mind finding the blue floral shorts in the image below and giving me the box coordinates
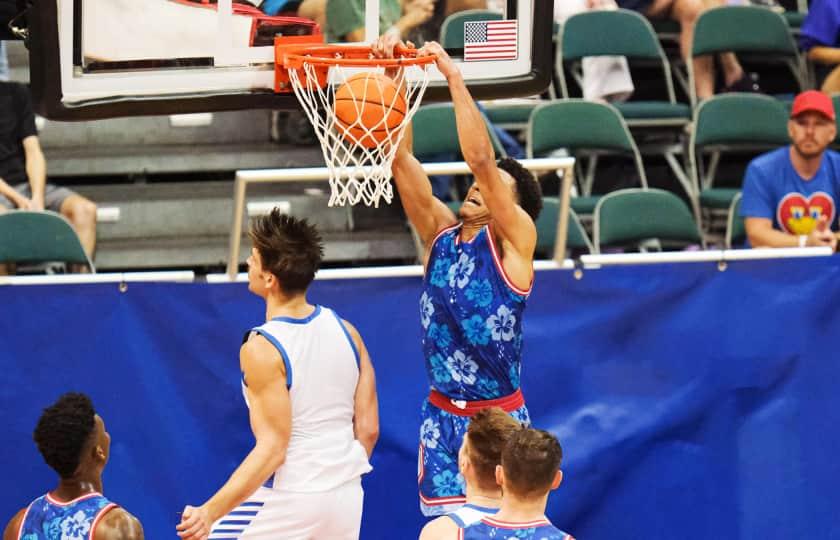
[417,397,531,516]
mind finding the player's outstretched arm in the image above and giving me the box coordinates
[2,508,25,540]
[95,508,144,540]
[177,336,291,540]
[418,41,536,260]
[343,319,380,457]
[372,33,458,252]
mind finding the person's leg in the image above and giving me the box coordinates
[313,477,364,539]
[57,193,97,258]
[700,0,745,89]
[820,65,840,93]
[647,0,713,100]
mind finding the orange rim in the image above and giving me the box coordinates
[282,44,435,69]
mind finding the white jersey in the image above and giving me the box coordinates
[447,504,499,528]
[244,305,372,493]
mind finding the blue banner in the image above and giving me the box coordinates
[2,257,840,539]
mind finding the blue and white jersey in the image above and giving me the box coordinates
[18,492,116,540]
[244,305,372,493]
[421,223,531,401]
[460,516,574,540]
[447,503,498,528]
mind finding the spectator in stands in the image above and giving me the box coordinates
[2,392,144,540]
[741,90,840,250]
[616,0,757,100]
[800,0,840,93]
[325,0,435,43]
[459,428,574,539]
[297,0,326,28]
[413,0,488,45]
[419,407,523,539]
[555,0,635,103]
[0,82,97,263]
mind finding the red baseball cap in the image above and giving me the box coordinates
[790,90,836,121]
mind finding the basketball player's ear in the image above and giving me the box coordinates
[550,470,563,490]
[495,464,504,487]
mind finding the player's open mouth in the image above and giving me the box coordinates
[466,197,480,206]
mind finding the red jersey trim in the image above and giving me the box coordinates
[45,492,102,507]
[486,223,533,297]
[481,515,552,529]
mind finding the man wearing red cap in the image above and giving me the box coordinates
[741,90,840,250]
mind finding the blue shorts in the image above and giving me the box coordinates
[417,397,531,516]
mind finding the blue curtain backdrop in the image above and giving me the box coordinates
[2,257,840,539]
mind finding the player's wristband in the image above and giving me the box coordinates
[799,234,807,248]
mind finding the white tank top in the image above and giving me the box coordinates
[448,503,499,528]
[244,305,372,492]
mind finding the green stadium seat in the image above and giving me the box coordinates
[726,192,747,249]
[0,210,95,272]
[593,188,701,253]
[527,100,648,216]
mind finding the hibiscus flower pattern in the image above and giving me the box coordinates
[428,353,451,384]
[476,377,502,398]
[420,418,441,449]
[420,292,434,329]
[447,350,479,385]
[429,258,450,288]
[486,305,517,342]
[464,278,493,308]
[448,253,475,289]
[461,315,490,346]
[431,470,465,497]
[427,322,452,349]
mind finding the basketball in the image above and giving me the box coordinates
[333,73,407,149]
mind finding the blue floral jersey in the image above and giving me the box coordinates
[461,517,574,540]
[421,224,530,402]
[19,493,115,540]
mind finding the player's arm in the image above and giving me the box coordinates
[94,508,144,540]
[2,508,26,540]
[22,135,46,210]
[419,41,536,258]
[372,33,457,248]
[418,515,458,540]
[343,319,379,457]
[745,216,837,249]
[177,336,291,540]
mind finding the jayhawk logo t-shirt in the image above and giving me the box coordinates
[741,147,840,235]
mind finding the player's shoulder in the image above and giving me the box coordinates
[3,507,27,540]
[419,514,458,540]
[94,506,144,540]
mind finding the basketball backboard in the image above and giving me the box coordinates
[28,0,553,120]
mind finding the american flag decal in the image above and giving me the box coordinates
[463,19,518,62]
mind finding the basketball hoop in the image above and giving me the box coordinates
[275,40,436,207]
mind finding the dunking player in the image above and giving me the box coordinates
[373,37,543,515]
[462,428,574,540]
[177,211,379,540]
[419,407,522,539]
[3,392,144,540]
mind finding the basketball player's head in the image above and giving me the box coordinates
[496,428,563,503]
[33,392,111,480]
[247,209,324,297]
[458,407,523,493]
[461,157,542,222]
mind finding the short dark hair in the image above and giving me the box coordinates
[497,157,542,221]
[249,209,324,293]
[466,407,523,491]
[33,393,96,479]
[501,428,562,499]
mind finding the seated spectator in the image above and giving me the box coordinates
[419,407,522,539]
[2,392,144,540]
[799,0,840,93]
[616,0,756,100]
[555,0,635,103]
[741,90,840,250]
[297,0,326,28]
[0,82,97,267]
[413,0,488,45]
[460,428,574,540]
[325,0,434,43]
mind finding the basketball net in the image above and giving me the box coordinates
[287,60,432,207]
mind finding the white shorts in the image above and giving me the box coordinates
[208,477,364,540]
